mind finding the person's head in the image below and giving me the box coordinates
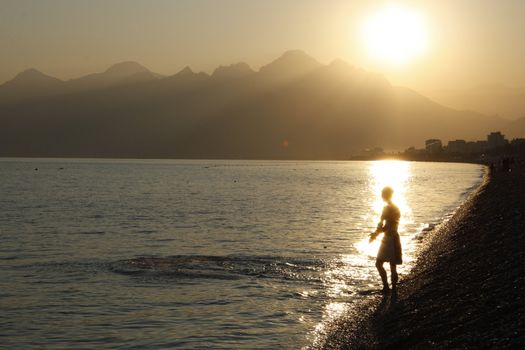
[381,186,394,202]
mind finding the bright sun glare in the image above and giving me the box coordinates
[361,4,428,65]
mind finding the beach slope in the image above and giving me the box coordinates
[320,163,525,349]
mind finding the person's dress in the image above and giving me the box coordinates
[376,204,403,265]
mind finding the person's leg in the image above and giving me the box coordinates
[375,259,389,290]
[390,263,398,289]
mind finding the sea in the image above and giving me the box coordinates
[0,158,484,349]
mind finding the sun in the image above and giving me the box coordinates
[361,4,428,65]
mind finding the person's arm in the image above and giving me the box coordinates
[369,208,386,242]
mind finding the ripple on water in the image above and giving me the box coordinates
[110,255,326,282]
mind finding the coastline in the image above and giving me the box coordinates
[318,162,525,349]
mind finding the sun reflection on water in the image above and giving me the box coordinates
[369,160,411,217]
[309,161,415,348]
[356,160,412,257]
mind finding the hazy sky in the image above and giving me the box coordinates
[2,0,525,90]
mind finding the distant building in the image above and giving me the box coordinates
[404,146,425,155]
[369,147,384,156]
[473,140,489,153]
[511,138,525,152]
[446,140,467,153]
[465,142,476,153]
[487,132,507,149]
[357,147,384,158]
[511,138,525,146]
[425,139,442,153]
[403,132,523,160]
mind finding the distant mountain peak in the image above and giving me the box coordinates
[259,50,321,77]
[212,62,254,80]
[104,61,150,76]
[63,61,157,90]
[161,66,210,83]
[177,66,194,75]
[280,49,315,60]
[7,68,63,86]
[14,68,52,79]
[17,68,44,77]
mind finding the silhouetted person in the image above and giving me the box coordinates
[369,187,402,292]
[502,158,510,172]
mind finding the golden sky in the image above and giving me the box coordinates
[1,0,525,91]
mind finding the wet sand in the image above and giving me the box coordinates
[319,162,525,349]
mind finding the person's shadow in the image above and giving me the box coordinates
[391,287,398,305]
[375,288,399,317]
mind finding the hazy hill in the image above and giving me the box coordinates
[258,49,323,82]
[425,84,525,120]
[66,61,159,93]
[0,51,523,159]
[0,69,65,102]
[211,62,255,81]
[0,61,160,104]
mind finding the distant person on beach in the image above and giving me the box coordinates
[501,157,510,172]
[369,186,403,292]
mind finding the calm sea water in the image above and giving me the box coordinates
[0,159,483,349]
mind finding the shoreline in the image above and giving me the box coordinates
[318,162,525,349]
[0,156,492,167]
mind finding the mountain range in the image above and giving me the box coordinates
[1,50,524,159]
